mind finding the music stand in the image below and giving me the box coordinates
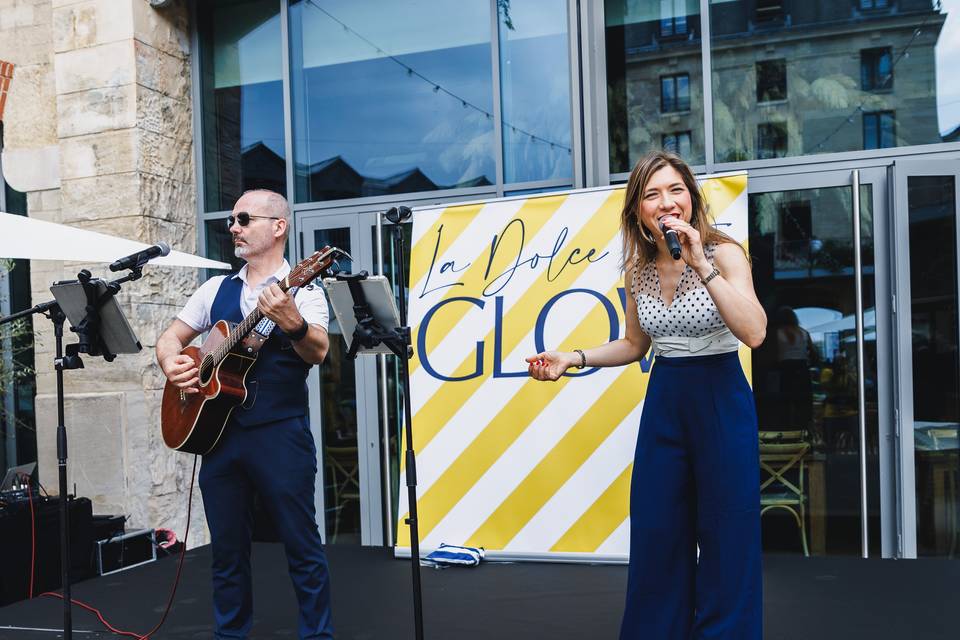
[323,275,401,357]
[322,268,425,640]
[0,267,142,640]
[50,279,141,357]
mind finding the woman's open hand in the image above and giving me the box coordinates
[525,351,578,381]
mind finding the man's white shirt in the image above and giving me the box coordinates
[178,260,329,334]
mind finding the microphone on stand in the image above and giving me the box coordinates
[109,242,171,272]
[659,217,682,261]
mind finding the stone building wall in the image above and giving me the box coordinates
[0,0,208,545]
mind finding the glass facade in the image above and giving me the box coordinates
[498,0,573,183]
[749,184,880,555]
[907,175,959,557]
[193,1,960,558]
[198,0,287,212]
[605,0,706,170]
[196,0,960,191]
[289,0,495,203]
[710,0,957,163]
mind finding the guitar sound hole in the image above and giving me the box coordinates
[199,355,215,386]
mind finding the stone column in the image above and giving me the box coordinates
[1,0,208,545]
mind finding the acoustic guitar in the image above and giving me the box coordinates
[160,246,345,454]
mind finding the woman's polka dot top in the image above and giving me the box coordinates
[631,243,727,339]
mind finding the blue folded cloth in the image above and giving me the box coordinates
[421,543,485,568]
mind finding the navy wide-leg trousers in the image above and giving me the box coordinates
[619,352,762,640]
[198,415,334,639]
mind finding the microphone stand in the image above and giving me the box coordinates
[385,205,425,640]
[0,265,143,640]
[335,205,424,640]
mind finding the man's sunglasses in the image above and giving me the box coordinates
[227,212,280,228]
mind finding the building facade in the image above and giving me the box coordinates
[1,0,958,559]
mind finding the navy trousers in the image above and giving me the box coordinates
[619,352,762,640]
[198,415,334,639]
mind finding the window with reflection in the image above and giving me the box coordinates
[757,59,786,103]
[289,0,495,203]
[660,0,689,37]
[907,175,959,558]
[860,0,889,11]
[709,0,958,162]
[861,47,893,92]
[498,0,573,184]
[661,73,691,113]
[749,184,880,556]
[757,122,788,159]
[1,180,36,469]
[863,111,896,150]
[662,130,692,156]
[198,0,286,212]
[310,226,362,543]
[606,0,705,173]
[755,0,784,23]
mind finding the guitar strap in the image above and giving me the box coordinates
[239,286,301,355]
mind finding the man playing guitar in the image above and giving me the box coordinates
[156,189,334,639]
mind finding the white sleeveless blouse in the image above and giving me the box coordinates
[630,243,740,358]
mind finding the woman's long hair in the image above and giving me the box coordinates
[619,151,742,273]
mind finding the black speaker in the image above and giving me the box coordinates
[0,496,94,606]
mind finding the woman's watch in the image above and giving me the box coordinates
[285,318,310,342]
[701,267,721,284]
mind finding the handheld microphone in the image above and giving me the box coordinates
[109,241,171,272]
[659,218,682,261]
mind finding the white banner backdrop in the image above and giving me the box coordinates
[397,174,749,562]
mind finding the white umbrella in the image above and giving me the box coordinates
[805,308,877,334]
[0,211,231,270]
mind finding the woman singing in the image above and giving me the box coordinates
[526,151,767,639]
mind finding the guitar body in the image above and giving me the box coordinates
[161,320,257,455]
[160,245,345,454]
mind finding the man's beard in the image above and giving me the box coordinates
[234,237,256,258]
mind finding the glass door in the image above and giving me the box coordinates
[747,167,891,557]
[298,212,383,545]
[892,159,960,559]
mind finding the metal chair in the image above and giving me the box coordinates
[759,430,811,556]
[324,445,360,541]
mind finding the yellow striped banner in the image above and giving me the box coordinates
[397,173,749,560]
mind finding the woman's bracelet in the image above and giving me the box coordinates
[573,349,587,369]
[701,267,721,284]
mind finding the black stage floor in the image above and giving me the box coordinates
[0,543,956,639]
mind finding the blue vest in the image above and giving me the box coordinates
[210,275,312,428]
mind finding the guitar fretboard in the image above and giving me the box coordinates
[211,278,289,370]
[198,245,338,378]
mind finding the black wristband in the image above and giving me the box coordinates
[285,318,309,342]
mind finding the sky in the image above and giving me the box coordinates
[936,0,960,135]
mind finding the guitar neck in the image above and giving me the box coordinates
[204,245,342,367]
[212,276,294,365]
